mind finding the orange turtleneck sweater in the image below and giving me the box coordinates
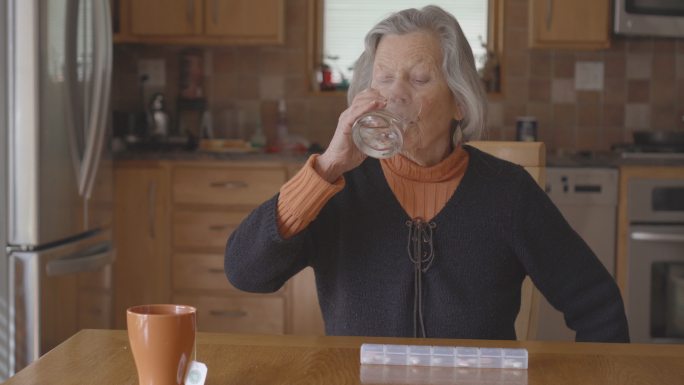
[276,146,470,238]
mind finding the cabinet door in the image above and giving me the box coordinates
[173,166,286,206]
[204,0,284,42]
[174,295,286,334]
[129,0,202,36]
[529,0,609,49]
[113,166,170,328]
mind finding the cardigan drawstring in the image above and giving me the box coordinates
[406,218,436,338]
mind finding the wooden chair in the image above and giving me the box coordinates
[469,141,545,341]
[291,141,546,341]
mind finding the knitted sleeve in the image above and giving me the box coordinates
[510,168,630,343]
[224,155,344,293]
[224,195,313,293]
[277,154,345,238]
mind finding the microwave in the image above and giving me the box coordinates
[614,0,684,38]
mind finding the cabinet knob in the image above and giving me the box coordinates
[210,181,248,189]
[209,224,230,231]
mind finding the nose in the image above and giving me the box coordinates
[383,79,412,105]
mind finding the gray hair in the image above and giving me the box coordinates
[347,5,487,141]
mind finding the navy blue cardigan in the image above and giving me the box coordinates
[225,146,629,342]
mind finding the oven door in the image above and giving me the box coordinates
[628,224,684,343]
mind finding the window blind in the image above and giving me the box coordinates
[323,0,488,83]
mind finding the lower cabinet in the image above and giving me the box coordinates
[113,163,171,329]
[114,159,324,335]
[173,295,286,334]
[77,265,113,330]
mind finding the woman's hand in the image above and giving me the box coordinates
[315,89,387,183]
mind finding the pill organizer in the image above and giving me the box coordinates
[360,344,528,369]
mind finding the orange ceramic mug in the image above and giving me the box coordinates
[127,304,196,385]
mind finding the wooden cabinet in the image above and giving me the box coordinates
[173,166,285,205]
[172,210,251,249]
[169,163,288,333]
[204,0,283,40]
[528,0,610,50]
[175,295,286,334]
[77,267,113,330]
[113,164,171,329]
[114,159,326,335]
[129,0,202,36]
[115,0,284,45]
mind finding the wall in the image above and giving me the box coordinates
[112,0,346,148]
[489,0,684,152]
[112,0,684,152]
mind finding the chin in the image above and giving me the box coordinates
[399,148,428,166]
[399,139,454,167]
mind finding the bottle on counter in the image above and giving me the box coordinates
[200,110,214,139]
[276,98,290,152]
[250,115,267,150]
[147,92,169,141]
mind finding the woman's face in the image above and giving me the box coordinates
[371,31,462,162]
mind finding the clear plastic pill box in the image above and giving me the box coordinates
[360,344,528,369]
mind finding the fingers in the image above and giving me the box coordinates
[324,87,388,172]
[339,89,387,134]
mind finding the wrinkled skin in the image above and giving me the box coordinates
[316,31,463,181]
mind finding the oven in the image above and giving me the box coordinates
[614,0,684,38]
[627,179,684,343]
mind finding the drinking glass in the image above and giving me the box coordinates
[352,101,422,159]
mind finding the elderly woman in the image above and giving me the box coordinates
[225,6,629,342]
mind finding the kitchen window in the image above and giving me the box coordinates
[310,0,504,94]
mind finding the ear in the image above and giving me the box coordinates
[453,103,464,121]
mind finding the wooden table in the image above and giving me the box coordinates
[5,329,684,385]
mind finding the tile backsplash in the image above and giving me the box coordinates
[111,0,684,152]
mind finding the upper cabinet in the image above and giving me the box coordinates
[129,0,202,36]
[528,0,610,50]
[204,0,282,39]
[114,0,284,45]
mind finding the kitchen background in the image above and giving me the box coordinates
[111,0,684,151]
[2,0,683,379]
[107,0,684,348]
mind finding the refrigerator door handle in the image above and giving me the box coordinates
[84,0,113,199]
[80,0,112,199]
[45,242,115,276]
[63,0,85,193]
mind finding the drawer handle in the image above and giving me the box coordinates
[212,0,219,25]
[631,231,684,243]
[208,268,224,274]
[209,224,229,231]
[187,0,194,24]
[88,308,102,316]
[210,310,247,318]
[210,181,248,189]
[148,181,157,238]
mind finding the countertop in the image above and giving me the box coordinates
[113,148,310,164]
[547,151,684,168]
[113,147,684,168]
[6,329,684,385]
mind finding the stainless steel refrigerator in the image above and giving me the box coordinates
[1,0,114,378]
